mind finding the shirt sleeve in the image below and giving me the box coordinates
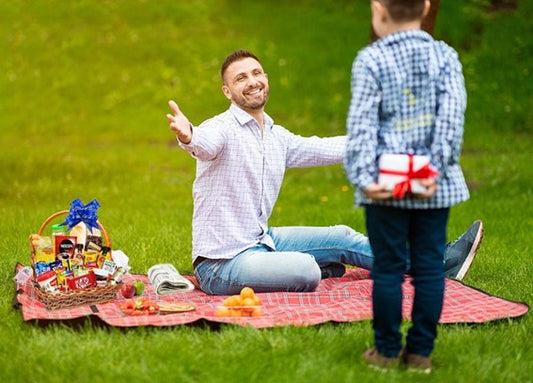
[283,131,346,169]
[430,46,467,176]
[178,119,227,161]
[344,52,381,190]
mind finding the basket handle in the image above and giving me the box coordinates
[37,210,111,247]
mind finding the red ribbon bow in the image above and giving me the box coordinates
[379,154,439,198]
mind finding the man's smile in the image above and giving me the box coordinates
[245,88,263,96]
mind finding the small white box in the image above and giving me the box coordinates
[378,154,435,196]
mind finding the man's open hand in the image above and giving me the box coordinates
[166,100,192,144]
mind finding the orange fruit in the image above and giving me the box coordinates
[223,295,242,307]
[222,297,232,306]
[241,298,255,314]
[229,308,242,317]
[215,306,231,317]
[240,286,255,300]
[234,296,244,306]
[251,307,264,316]
[220,288,263,317]
[242,297,256,307]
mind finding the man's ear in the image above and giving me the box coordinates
[221,84,231,100]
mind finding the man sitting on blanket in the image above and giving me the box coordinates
[165,49,484,296]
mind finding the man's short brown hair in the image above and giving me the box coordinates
[220,50,261,83]
[377,0,427,23]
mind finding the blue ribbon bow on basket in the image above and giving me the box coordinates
[60,198,101,233]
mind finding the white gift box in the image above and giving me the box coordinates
[378,154,435,196]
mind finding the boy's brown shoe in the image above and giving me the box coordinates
[362,348,399,371]
[401,349,432,374]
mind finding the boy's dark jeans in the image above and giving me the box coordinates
[365,205,449,358]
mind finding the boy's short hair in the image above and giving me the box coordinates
[378,0,427,23]
[221,50,261,82]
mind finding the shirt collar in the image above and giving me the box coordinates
[229,103,274,129]
[375,30,432,47]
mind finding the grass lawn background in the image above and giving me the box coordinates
[1,0,531,382]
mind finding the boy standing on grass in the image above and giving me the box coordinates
[344,0,470,373]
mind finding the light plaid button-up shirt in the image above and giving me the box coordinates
[180,104,346,262]
[344,30,470,208]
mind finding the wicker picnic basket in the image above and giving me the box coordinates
[30,210,121,310]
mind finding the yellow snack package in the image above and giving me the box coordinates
[32,235,56,264]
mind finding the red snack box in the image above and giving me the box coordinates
[54,235,77,257]
[67,271,97,290]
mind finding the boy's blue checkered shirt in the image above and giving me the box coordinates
[344,30,469,208]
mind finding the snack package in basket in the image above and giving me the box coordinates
[29,199,125,310]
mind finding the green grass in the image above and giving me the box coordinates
[1,1,532,382]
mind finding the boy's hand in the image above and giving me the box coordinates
[166,100,193,144]
[414,178,438,198]
[364,183,393,200]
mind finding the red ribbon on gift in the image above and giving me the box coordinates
[379,154,439,198]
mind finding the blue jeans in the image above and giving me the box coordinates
[194,225,373,295]
[365,205,449,358]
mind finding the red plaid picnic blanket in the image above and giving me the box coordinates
[13,263,528,328]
